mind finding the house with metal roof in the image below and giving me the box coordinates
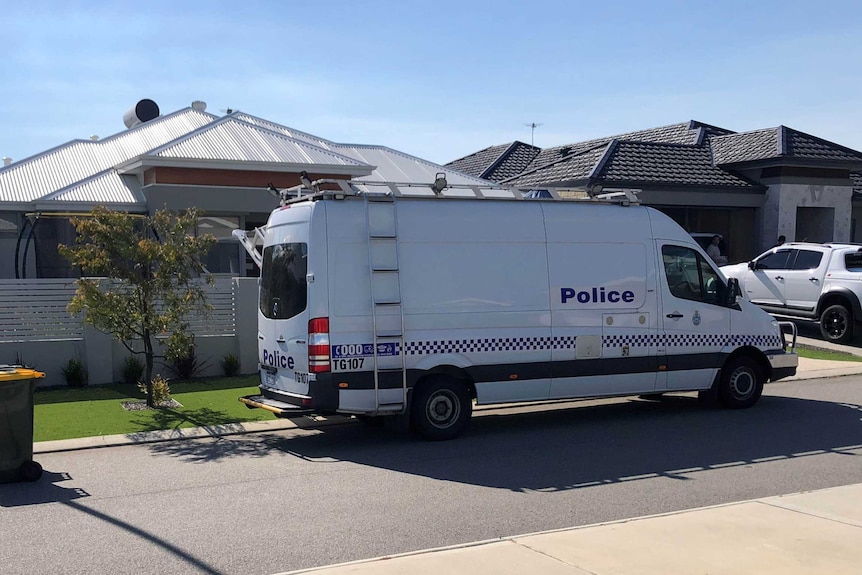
[447,121,862,262]
[0,100,502,279]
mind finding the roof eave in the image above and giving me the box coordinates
[31,200,147,213]
[717,157,862,172]
[116,156,375,177]
[591,179,767,193]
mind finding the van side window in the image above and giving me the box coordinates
[662,245,726,305]
[259,243,308,320]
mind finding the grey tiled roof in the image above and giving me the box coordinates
[711,126,862,165]
[601,141,758,187]
[445,143,513,179]
[852,172,862,197]
[710,129,779,165]
[785,128,862,162]
[482,142,542,182]
[502,144,609,187]
[523,120,733,173]
[505,140,760,190]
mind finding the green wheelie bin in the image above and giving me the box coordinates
[0,366,45,483]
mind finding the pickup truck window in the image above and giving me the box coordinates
[845,252,862,271]
[756,250,792,270]
[792,250,823,270]
[662,245,726,306]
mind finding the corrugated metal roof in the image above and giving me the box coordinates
[342,145,507,187]
[235,112,505,188]
[152,117,370,167]
[0,108,215,203]
[233,113,334,149]
[0,107,510,208]
[44,171,142,204]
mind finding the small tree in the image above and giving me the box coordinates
[59,206,216,407]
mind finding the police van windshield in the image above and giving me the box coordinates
[260,243,308,320]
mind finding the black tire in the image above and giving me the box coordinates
[410,376,472,441]
[820,304,854,344]
[717,357,764,409]
[19,460,42,482]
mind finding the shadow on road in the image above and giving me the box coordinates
[0,471,89,507]
[148,393,862,493]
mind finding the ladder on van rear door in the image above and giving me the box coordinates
[364,194,407,415]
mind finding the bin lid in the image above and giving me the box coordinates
[0,365,45,381]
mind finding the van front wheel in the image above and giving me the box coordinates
[718,357,763,409]
[410,377,472,441]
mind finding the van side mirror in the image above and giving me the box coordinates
[724,278,739,306]
[748,260,756,270]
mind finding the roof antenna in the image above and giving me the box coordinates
[524,122,543,146]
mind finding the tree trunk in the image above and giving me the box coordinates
[143,329,155,408]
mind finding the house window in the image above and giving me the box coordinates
[0,213,18,237]
[197,216,241,275]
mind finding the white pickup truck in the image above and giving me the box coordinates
[721,243,862,343]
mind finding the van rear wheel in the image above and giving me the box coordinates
[410,376,472,441]
[717,357,763,409]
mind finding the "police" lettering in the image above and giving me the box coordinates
[262,349,295,369]
[561,287,635,304]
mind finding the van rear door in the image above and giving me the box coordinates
[258,215,311,398]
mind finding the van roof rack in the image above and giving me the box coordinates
[275,174,520,205]
[271,175,641,207]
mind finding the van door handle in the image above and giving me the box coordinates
[666,312,684,319]
[809,277,819,282]
[775,276,784,281]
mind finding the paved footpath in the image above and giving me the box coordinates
[276,483,862,575]
[32,334,862,575]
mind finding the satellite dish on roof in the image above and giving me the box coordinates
[123,99,160,128]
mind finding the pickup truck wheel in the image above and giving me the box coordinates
[410,376,472,441]
[717,357,763,409]
[819,304,853,344]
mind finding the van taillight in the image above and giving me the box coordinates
[308,317,330,373]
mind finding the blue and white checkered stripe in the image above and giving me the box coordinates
[731,334,782,348]
[604,335,655,348]
[368,333,782,356]
[662,334,730,348]
[404,336,556,356]
[603,334,781,349]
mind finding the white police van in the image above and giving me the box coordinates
[236,177,797,440]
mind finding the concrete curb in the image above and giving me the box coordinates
[33,415,354,454]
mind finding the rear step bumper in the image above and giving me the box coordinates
[240,395,315,417]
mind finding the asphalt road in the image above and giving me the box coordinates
[2,377,861,575]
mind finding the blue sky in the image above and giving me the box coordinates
[2,0,861,165]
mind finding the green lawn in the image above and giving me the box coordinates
[33,375,276,442]
[795,345,862,362]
